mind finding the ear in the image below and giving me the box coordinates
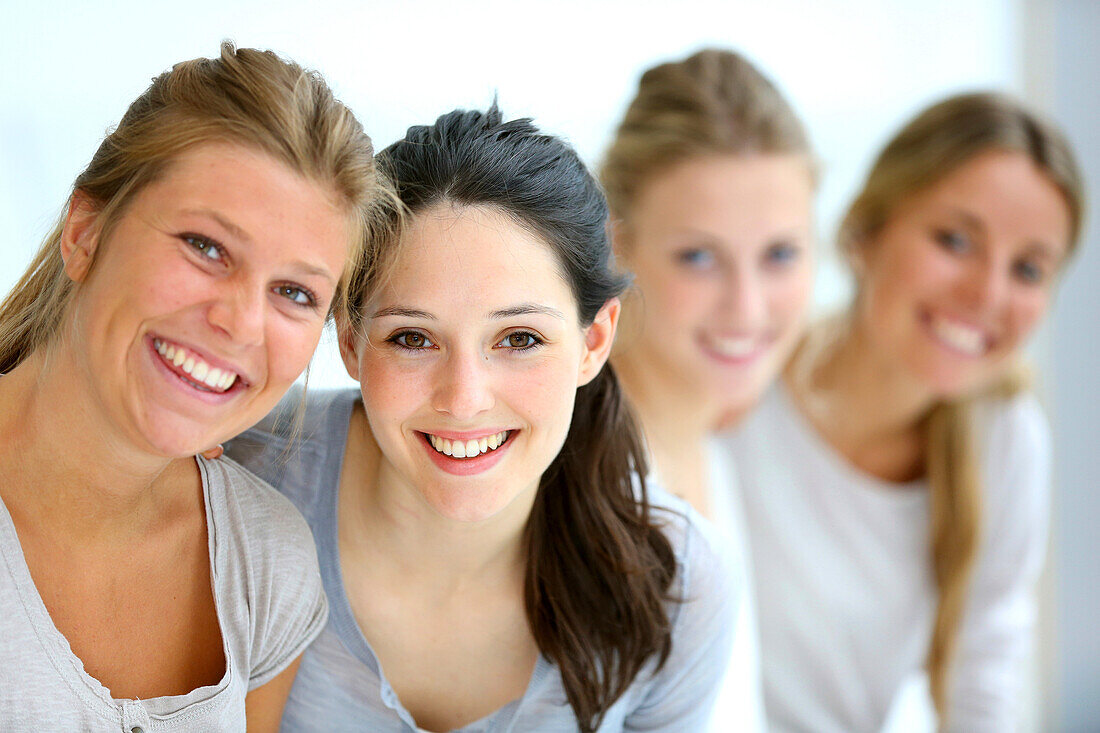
[60,190,102,283]
[336,316,365,384]
[577,297,620,387]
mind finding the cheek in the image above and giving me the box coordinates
[265,319,326,384]
[502,357,581,434]
[358,353,422,417]
[644,272,720,328]
[1007,290,1052,344]
[766,268,813,328]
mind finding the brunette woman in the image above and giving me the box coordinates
[228,106,737,732]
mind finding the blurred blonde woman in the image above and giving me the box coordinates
[0,43,390,730]
[728,92,1085,732]
[602,48,816,729]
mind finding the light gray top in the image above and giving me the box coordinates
[227,388,740,733]
[0,455,328,732]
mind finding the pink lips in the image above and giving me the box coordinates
[418,430,516,476]
[146,335,246,404]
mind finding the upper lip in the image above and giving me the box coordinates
[151,334,254,385]
[419,428,514,440]
[924,311,997,341]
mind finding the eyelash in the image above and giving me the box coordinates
[273,283,320,308]
[934,228,971,253]
[182,233,318,309]
[675,248,716,269]
[764,242,800,266]
[385,330,545,353]
[496,330,544,352]
[183,233,227,262]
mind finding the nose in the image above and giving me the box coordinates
[207,279,266,347]
[718,263,767,332]
[959,254,1009,315]
[431,347,495,421]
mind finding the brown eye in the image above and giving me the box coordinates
[393,331,433,349]
[497,331,542,350]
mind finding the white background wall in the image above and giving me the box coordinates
[1,1,1095,728]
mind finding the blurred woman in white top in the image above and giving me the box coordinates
[601,48,817,729]
[727,92,1085,731]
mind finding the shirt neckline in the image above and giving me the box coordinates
[0,456,234,720]
[315,388,552,732]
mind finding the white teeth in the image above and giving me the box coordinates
[153,338,242,393]
[930,318,987,356]
[709,336,757,358]
[204,367,223,389]
[427,431,509,459]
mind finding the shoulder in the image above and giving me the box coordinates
[969,390,1052,546]
[199,454,330,687]
[199,454,318,571]
[224,386,359,521]
[971,390,1050,466]
[647,483,741,632]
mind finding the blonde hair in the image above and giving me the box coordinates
[600,47,814,223]
[0,41,394,374]
[839,92,1084,723]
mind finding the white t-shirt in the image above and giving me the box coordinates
[699,442,767,733]
[723,384,1050,733]
[0,456,328,732]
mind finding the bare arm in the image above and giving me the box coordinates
[244,655,303,733]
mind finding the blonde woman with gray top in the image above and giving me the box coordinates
[0,43,391,731]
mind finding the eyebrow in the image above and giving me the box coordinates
[183,207,251,243]
[371,303,566,321]
[182,207,336,284]
[489,304,566,320]
[943,208,985,232]
[944,208,1065,261]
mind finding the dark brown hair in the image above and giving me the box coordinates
[360,106,678,732]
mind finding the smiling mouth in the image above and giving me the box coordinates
[423,430,512,459]
[924,314,991,357]
[153,338,242,393]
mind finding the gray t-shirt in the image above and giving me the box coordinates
[227,388,740,733]
[0,455,328,732]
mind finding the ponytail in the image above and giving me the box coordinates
[525,364,677,732]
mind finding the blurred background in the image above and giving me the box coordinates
[1,0,1095,728]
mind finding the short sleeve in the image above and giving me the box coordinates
[625,503,742,732]
[945,394,1051,731]
[205,457,330,691]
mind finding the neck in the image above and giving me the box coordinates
[0,346,183,541]
[613,351,715,454]
[339,404,528,596]
[787,318,936,453]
